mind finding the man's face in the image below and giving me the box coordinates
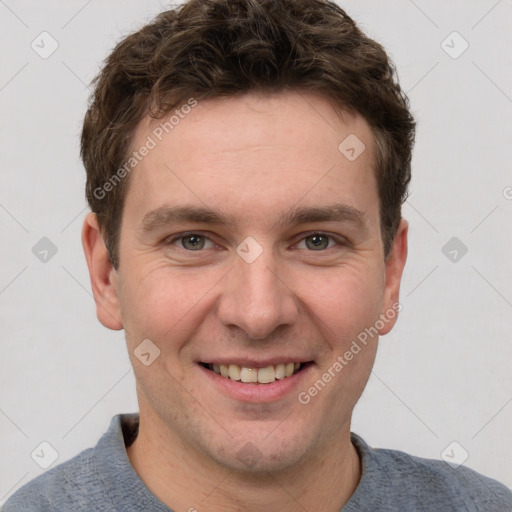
[99,91,406,472]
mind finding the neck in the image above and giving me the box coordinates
[127,410,361,512]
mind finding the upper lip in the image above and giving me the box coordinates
[199,358,313,368]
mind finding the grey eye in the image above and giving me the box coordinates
[181,234,206,250]
[305,234,330,250]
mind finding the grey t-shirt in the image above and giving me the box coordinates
[4,413,512,511]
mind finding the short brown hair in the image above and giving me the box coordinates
[81,0,415,269]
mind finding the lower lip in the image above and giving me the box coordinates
[198,364,312,403]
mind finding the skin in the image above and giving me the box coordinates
[82,90,408,512]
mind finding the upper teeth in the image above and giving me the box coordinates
[209,362,301,384]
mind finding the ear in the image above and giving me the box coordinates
[81,212,123,330]
[379,218,408,335]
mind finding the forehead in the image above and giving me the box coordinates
[143,91,373,161]
[124,91,378,229]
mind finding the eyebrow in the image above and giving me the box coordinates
[139,203,369,234]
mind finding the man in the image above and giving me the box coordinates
[4,0,511,510]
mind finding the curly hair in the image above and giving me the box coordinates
[81,0,416,268]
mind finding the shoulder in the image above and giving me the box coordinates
[2,447,104,512]
[349,433,512,512]
[2,414,136,512]
[377,445,512,507]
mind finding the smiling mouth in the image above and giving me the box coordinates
[200,362,311,384]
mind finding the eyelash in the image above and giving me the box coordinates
[163,231,348,251]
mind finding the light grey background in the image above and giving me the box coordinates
[1,0,511,504]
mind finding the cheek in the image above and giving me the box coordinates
[119,263,223,345]
[119,253,385,350]
[294,262,385,341]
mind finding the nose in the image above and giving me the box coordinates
[217,246,299,341]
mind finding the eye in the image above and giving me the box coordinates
[296,233,343,251]
[166,233,215,251]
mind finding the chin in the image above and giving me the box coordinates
[203,424,315,475]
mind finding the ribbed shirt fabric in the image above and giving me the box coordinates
[4,413,512,511]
